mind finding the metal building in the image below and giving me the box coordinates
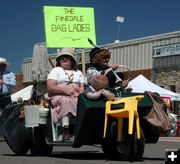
[22,30,180,94]
[103,31,180,95]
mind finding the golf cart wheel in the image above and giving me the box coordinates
[30,126,53,156]
[3,134,30,156]
[131,130,145,161]
[101,139,131,161]
[102,130,145,161]
[101,120,145,161]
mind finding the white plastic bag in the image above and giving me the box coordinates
[167,110,177,137]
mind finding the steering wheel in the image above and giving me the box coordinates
[114,65,131,82]
[104,65,130,94]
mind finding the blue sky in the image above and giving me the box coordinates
[0,0,180,73]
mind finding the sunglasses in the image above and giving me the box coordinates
[102,56,110,60]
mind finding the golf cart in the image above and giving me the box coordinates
[0,65,161,161]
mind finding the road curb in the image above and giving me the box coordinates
[159,137,180,142]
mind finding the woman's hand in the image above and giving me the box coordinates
[122,80,128,87]
[47,80,75,95]
[61,84,75,95]
[79,84,84,94]
[111,64,119,70]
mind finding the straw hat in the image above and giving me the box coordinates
[89,47,104,60]
[56,48,77,65]
[89,47,111,64]
[0,57,10,66]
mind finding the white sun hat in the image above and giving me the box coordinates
[0,57,10,65]
[56,48,77,65]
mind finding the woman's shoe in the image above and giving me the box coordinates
[62,126,70,141]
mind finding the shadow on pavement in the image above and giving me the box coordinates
[50,151,106,160]
[143,157,164,161]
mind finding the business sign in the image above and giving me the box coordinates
[43,6,96,48]
[153,42,180,58]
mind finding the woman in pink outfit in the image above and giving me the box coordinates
[47,48,85,140]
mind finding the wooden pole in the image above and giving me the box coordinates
[57,49,61,55]
[81,49,86,76]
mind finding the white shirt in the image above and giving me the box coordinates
[47,67,85,84]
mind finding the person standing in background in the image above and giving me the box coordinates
[0,57,16,110]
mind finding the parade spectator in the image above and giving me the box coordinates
[0,57,16,110]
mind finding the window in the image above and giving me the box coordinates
[169,85,176,92]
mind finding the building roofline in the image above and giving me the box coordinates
[101,30,180,48]
[23,30,180,61]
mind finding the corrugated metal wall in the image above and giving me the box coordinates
[153,37,180,69]
[22,58,33,83]
[106,31,180,71]
[108,43,152,71]
[22,31,180,83]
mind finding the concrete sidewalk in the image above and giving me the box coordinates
[159,137,180,142]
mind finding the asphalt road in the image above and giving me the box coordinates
[0,137,179,164]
